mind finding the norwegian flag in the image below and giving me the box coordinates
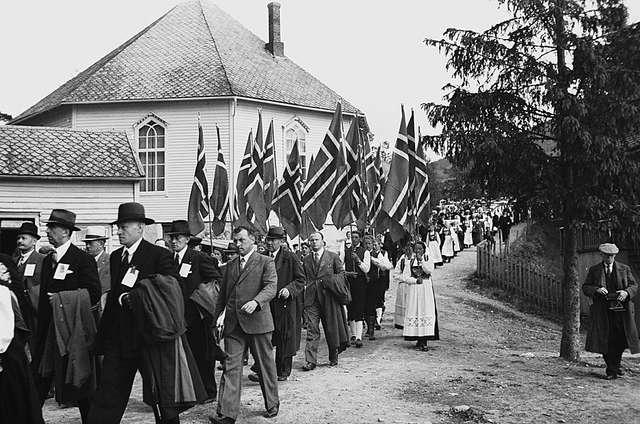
[405,110,417,234]
[272,138,303,238]
[246,111,268,235]
[382,105,410,241]
[187,120,210,236]
[263,119,278,212]
[301,102,342,237]
[368,146,383,222]
[331,117,361,230]
[415,127,431,226]
[209,125,230,236]
[234,129,253,227]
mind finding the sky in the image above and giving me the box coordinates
[1,0,639,156]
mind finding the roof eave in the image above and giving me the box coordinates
[0,175,143,182]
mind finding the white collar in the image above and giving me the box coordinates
[93,250,106,261]
[271,247,281,258]
[176,245,189,263]
[55,239,73,261]
[20,249,35,260]
[313,248,324,258]
[240,246,256,263]
[124,237,143,258]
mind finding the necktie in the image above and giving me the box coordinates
[240,257,246,271]
[122,250,129,268]
[17,256,25,267]
[174,254,180,267]
[315,252,321,265]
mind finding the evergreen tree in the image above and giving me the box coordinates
[423,0,640,360]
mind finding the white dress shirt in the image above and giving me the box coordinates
[18,249,35,266]
[175,245,188,264]
[122,237,143,262]
[55,239,73,262]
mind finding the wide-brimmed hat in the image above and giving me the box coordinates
[111,202,155,225]
[46,209,80,231]
[599,243,619,255]
[82,226,109,242]
[17,222,40,239]
[223,242,240,254]
[166,220,192,236]
[266,226,286,240]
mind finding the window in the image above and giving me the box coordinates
[138,120,165,192]
[285,126,307,180]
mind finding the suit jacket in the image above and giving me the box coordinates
[95,251,111,295]
[177,248,221,326]
[214,250,277,336]
[14,250,45,310]
[270,248,305,355]
[34,243,101,366]
[302,249,350,351]
[97,238,178,356]
[583,261,639,354]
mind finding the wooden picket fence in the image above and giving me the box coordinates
[476,242,563,315]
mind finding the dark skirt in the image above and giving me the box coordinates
[0,339,45,424]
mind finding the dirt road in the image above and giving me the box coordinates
[44,247,640,423]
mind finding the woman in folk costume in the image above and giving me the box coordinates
[471,217,484,246]
[427,229,443,267]
[463,219,473,247]
[393,243,414,329]
[441,228,455,263]
[403,242,439,351]
[364,237,393,338]
[0,254,44,424]
[452,223,462,254]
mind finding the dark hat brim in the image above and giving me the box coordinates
[17,231,41,240]
[82,235,109,242]
[166,231,193,237]
[46,219,80,231]
[111,217,155,225]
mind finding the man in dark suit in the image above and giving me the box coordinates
[33,209,101,424]
[583,243,639,379]
[210,226,279,424]
[301,232,350,371]
[13,221,45,329]
[167,219,221,400]
[248,226,305,382]
[89,202,181,424]
[82,226,111,315]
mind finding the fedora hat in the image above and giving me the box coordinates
[599,243,619,255]
[82,226,109,242]
[112,202,155,225]
[17,222,40,240]
[46,209,80,231]
[266,226,286,240]
[166,220,192,236]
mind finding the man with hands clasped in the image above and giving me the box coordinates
[583,243,639,379]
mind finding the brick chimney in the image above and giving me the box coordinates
[266,2,284,56]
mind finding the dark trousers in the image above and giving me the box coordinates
[217,326,279,420]
[88,351,179,424]
[603,312,627,376]
[304,300,338,365]
[37,377,90,424]
[186,319,216,398]
[275,351,293,378]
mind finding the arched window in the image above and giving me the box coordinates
[137,120,165,192]
[284,124,307,181]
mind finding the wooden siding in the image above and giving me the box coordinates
[20,105,73,127]
[0,178,135,230]
[74,100,230,223]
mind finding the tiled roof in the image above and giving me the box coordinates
[0,125,143,180]
[12,1,360,123]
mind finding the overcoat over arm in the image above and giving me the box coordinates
[302,250,350,353]
[177,248,221,326]
[271,248,305,356]
[583,262,640,354]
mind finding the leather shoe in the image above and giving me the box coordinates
[208,415,236,424]
[277,376,288,381]
[355,339,363,348]
[605,374,618,380]
[617,369,625,376]
[302,362,316,371]
[247,373,260,383]
[329,360,338,366]
[263,406,279,418]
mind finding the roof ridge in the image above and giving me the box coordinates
[199,0,235,96]
[0,124,125,134]
[11,7,176,123]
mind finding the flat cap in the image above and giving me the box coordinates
[598,243,619,255]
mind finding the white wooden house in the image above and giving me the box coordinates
[9,1,365,241]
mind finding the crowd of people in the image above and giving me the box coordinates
[0,200,520,424]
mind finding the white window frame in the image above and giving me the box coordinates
[135,114,167,194]
[283,117,308,181]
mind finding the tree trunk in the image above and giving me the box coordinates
[560,225,581,360]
